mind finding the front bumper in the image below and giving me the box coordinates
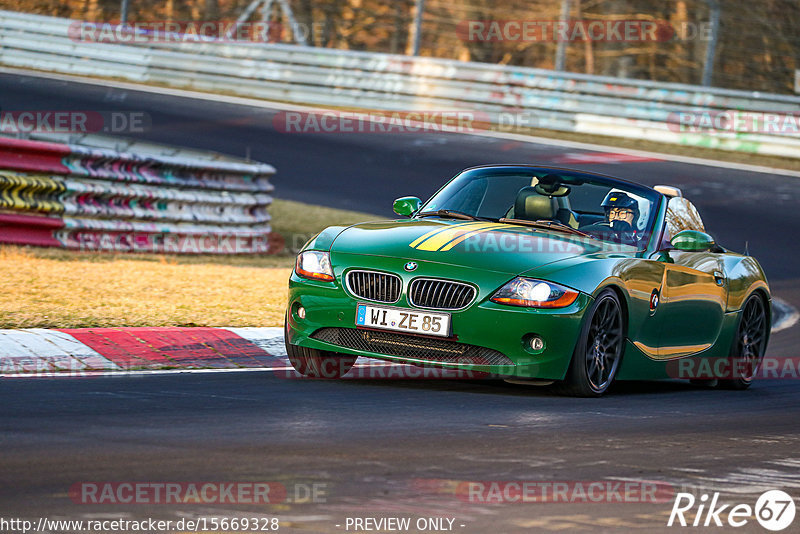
[286,255,592,379]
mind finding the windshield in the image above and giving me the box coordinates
[418,167,661,249]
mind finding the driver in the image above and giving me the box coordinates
[599,191,641,246]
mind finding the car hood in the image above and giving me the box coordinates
[330,218,616,274]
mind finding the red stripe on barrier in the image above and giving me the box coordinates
[0,137,71,174]
[0,212,64,247]
[59,327,278,370]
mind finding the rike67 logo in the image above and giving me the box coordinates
[668,490,796,530]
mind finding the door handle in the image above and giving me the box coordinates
[713,271,725,286]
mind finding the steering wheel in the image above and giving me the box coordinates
[581,221,638,246]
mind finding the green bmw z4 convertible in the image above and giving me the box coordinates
[285,165,771,396]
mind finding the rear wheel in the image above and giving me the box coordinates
[284,318,357,378]
[557,289,624,397]
[720,294,768,390]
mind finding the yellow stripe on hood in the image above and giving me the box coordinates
[411,222,507,252]
[439,224,510,251]
[408,225,452,249]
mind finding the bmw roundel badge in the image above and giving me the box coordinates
[404,262,418,272]
[650,289,660,314]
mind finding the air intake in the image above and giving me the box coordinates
[408,278,476,310]
[346,270,402,303]
[311,327,514,366]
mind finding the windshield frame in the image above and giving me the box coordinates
[415,165,667,254]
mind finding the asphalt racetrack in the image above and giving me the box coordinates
[1,71,799,533]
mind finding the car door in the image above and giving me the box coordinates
[657,251,727,358]
[653,194,728,357]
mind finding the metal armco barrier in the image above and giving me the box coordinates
[0,134,277,254]
[1,11,800,158]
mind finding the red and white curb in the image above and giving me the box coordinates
[0,326,396,378]
[0,327,286,377]
[0,298,795,378]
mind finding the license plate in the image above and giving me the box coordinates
[355,303,451,337]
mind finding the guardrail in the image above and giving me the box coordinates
[0,133,277,254]
[1,10,799,158]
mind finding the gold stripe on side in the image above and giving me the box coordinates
[633,341,713,361]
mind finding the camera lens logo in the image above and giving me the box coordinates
[756,490,795,531]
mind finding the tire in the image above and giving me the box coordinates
[556,289,625,397]
[284,318,357,378]
[719,293,768,390]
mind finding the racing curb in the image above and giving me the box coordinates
[0,298,797,377]
[0,327,286,376]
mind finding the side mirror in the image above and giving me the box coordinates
[393,196,421,217]
[670,230,716,252]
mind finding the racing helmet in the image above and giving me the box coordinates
[601,191,640,225]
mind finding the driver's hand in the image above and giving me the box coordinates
[610,220,633,232]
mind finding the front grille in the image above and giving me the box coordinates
[408,278,476,310]
[346,270,401,303]
[311,327,514,366]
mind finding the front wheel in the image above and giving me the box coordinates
[556,289,625,397]
[284,320,357,378]
[719,293,768,390]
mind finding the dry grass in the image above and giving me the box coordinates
[0,246,293,328]
[0,199,383,328]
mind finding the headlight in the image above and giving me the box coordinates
[295,251,334,282]
[490,278,579,308]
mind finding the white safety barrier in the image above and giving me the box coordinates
[1,10,799,158]
[0,131,277,254]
